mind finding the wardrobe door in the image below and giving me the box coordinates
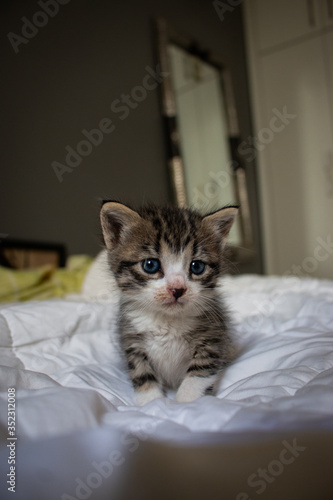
[319,0,333,27]
[254,0,322,51]
[260,37,333,277]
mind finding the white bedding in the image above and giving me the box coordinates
[0,274,333,444]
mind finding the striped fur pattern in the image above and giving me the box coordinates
[100,201,238,405]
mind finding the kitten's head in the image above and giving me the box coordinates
[100,202,237,316]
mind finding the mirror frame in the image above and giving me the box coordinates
[155,17,255,262]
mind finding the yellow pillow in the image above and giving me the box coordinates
[0,255,93,303]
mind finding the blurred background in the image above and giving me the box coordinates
[1,0,332,278]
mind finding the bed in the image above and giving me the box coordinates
[0,250,332,499]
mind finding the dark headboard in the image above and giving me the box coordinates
[0,239,67,269]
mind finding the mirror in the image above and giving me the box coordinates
[156,18,254,260]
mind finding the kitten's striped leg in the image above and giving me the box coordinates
[125,348,163,406]
[175,360,223,403]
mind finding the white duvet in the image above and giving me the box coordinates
[0,274,333,444]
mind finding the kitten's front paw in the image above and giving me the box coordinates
[176,387,200,403]
[176,382,201,403]
[176,376,216,403]
[175,391,198,403]
[136,386,163,406]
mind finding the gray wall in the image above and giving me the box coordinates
[0,0,262,273]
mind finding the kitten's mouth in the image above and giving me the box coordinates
[154,290,189,311]
[163,298,186,309]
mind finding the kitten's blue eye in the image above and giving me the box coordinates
[142,258,160,274]
[190,260,206,275]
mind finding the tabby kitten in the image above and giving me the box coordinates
[100,201,238,405]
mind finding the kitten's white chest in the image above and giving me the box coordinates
[128,310,194,388]
[146,329,191,388]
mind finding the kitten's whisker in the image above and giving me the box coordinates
[193,295,228,325]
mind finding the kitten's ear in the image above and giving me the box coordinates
[202,206,238,247]
[100,201,141,250]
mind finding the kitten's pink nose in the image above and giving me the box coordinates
[168,287,186,300]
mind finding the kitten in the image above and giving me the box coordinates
[100,201,238,405]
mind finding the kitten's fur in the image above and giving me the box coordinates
[100,201,238,405]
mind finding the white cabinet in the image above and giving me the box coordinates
[244,0,333,279]
[260,38,333,275]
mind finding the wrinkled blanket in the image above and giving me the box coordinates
[0,275,332,444]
